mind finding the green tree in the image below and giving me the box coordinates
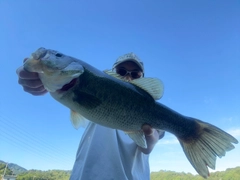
[150,167,240,180]
[0,163,14,175]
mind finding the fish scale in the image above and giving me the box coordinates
[68,70,156,130]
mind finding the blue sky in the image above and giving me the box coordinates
[0,0,239,175]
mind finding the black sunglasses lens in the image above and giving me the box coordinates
[117,69,127,76]
[131,72,141,78]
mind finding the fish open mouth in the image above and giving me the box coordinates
[59,78,77,91]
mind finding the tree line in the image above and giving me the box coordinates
[1,162,240,180]
[151,167,240,180]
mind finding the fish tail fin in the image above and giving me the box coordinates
[177,119,238,178]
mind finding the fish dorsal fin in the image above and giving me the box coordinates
[70,110,89,129]
[104,69,164,100]
[104,69,123,80]
[131,78,164,100]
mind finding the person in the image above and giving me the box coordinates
[17,52,165,180]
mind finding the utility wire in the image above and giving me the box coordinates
[0,127,74,167]
[0,114,79,169]
[0,114,75,161]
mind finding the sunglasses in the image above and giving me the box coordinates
[116,68,143,79]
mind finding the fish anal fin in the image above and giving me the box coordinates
[177,119,238,178]
[125,130,147,148]
[70,110,89,129]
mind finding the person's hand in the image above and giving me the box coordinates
[16,58,48,96]
[139,125,165,154]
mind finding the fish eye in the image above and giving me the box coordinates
[55,53,63,57]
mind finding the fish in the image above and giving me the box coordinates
[23,47,238,178]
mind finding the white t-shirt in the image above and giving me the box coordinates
[70,122,150,180]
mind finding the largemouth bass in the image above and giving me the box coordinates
[23,47,238,178]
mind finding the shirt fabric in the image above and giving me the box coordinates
[70,122,150,180]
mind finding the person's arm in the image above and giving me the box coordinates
[16,58,48,96]
[139,125,165,154]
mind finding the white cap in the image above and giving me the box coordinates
[112,52,144,74]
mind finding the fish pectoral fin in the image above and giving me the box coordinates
[125,130,147,148]
[177,119,238,179]
[70,110,89,129]
[131,78,164,100]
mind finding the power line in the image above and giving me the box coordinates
[0,114,79,169]
[0,128,74,166]
[0,114,75,160]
